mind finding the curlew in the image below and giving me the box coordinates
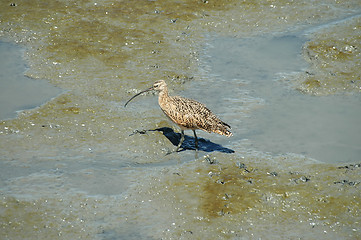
[124,80,232,151]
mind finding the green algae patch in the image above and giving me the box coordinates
[124,154,360,239]
[196,159,360,223]
[296,16,361,95]
[1,0,361,239]
[0,195,98,239]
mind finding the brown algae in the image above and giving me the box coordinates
[296,16,361,95]
[1,0,361,239]
[130,155,360,238]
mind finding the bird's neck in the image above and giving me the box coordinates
[158,88,170,104]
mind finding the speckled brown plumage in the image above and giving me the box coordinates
[157,82,232,137]
[125,80,232,151]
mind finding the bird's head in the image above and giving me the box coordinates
[151,80,167,92]
[124,80,167,107]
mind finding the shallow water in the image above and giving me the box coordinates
[0,41,63,120]
[200,34,361,163]
[0,0,361,239]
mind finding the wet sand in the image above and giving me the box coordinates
[0,1,360,239]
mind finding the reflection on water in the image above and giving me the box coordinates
[203,34,361,163]
[0,41,63,120]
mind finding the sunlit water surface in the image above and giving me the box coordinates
[1,1,360,239]
[198,34,361,163]
[0,41,63,120]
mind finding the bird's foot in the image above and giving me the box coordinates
[165,147,184,155]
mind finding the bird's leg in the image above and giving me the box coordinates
[176,130,185,152]
[193,130,198,150]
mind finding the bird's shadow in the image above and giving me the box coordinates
[131,127,235,153]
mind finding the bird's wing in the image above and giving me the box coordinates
[165,96,221,131]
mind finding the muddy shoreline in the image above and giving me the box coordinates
[1,1,360,239]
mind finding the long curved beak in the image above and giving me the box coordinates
[124,86,154,107]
